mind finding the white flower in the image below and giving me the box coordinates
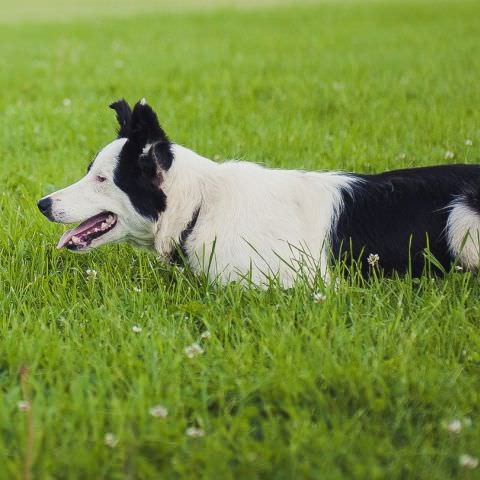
[445,150,455,160]
[62,98,72,107]
[446,419,462,434]
[465,139,473,146]
[133,286,142,293]
[455,265,463,271]
[200,330,211,339]
[104,433,118,448]
[367,253,380,267]
[86,269,97,280]
[149,405,168,418]
[184,343,204,358]
[444,417,473,433]
[459,454,478,469]
[17,400,30,412]
[312,292,326,303]
[132,325,142,333]
[186,427,205,438]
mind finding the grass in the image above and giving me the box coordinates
[1,0,480,478]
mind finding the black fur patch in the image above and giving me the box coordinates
[114,138,168,220]
[112,100,174,220]
[110,99,132,138]
[128,101,170,148]
[150,140,174,171]
[331,164,480,276]
[169,207,201,264]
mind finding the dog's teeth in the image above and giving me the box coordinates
[101,222,108,229]
[106,215,114,224]
[72,236,80,244]
[94,228,99,232]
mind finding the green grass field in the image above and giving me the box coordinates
[1,0,480,478]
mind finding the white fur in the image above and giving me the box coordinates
[156,145,354,286]
[42,140,354,286]
[446,201,480,269]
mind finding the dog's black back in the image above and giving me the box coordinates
[332,165,480,276]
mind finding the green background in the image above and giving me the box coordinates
[0,0,479,478]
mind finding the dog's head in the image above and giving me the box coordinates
[38,99,173,252]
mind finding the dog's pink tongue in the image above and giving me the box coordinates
[56,212,110,249]
[57,229,77,249]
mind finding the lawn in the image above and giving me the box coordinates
[1,0,480,478]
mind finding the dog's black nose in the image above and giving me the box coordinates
[37,197,52,217]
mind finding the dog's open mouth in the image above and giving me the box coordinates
[57,212,118,250]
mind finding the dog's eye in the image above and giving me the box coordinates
[96,175,107,183]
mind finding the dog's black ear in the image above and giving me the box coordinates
[137,141,174,183]
[150,140,174,171]
[109,99,132,138]
[129,98,170,147]
[136,142,173,191]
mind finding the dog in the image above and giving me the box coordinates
[37,99,480,287]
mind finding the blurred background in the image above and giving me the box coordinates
[4,0,329,21]
[2,0,479,183]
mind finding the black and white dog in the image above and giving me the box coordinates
[38,99,480,286]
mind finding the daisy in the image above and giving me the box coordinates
[367,253,380,268]
[185,343,204,358]
[459,454,478,469]
[446,419,462,434]
[312,292,326,303]
[186,427,205,438]
[86,269,97,280]
[149,405,168,418]
[104,433,118,448]
[17,400,30,412]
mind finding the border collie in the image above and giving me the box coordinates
[37,99,480,287]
